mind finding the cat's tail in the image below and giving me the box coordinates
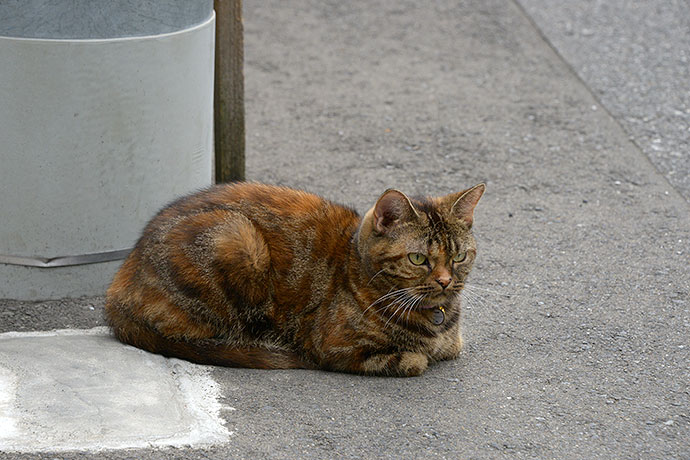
[108,315,311,370]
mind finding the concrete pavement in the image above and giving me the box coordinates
[0,329,228,452]
[1,0,688,458]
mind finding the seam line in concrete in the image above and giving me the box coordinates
[511,0,690,207]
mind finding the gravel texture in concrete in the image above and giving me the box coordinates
[0,0,688,459]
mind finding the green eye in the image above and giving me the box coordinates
[452,252,467,263]
[408,253,427,266]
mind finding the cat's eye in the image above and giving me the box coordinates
[408,253,427,266]
[452,252,467,263]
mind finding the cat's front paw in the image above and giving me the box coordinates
[358,350,429,376]
[441,333,464,361]
[398,351,429,377]
[430,329,464,362]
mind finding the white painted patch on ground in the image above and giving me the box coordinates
[0,328,230,452]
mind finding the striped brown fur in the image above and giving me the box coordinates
[105,182,485,376]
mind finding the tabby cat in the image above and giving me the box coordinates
[105,182,484,376]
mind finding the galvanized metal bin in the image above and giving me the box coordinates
[0,0,215,299]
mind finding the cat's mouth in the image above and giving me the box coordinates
[416,292,456,310]
[417,299,454,311]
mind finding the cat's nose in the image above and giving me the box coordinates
[436,277,451,289]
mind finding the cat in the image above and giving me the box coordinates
[105,182,485,376]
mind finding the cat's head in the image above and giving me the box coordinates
[357,184,485,311]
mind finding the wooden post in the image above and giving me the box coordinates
[214,0,245,182]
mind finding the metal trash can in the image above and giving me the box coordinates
[0,0,215,299]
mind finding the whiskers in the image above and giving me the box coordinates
[360,282,513,329]
[383,291,428,328]
[459,283,512,311]
[366,268,387,287]
[360,286,429,329]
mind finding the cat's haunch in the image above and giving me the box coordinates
[105,182,484,376]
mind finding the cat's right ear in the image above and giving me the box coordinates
[373,189,419,234]
[449,183,485,227]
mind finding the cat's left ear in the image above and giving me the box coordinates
[372,189,419,234]
[447,183,485,227]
